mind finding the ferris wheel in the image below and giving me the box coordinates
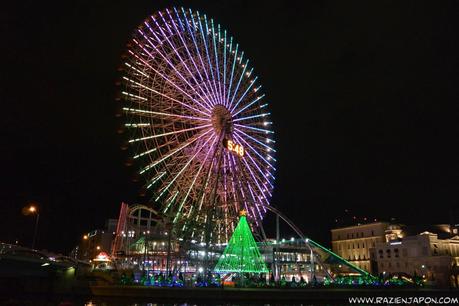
[120,7,276,243]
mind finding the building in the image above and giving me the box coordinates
[331,220,459,287]
[371,231,459,287]
[111,203,165,257]
[331,222,391,274]
[260,238,322,282]
[71,202,369,282]
[71,220,116,261]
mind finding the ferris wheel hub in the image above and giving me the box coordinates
[211,104,232,134]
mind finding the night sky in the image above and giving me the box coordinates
[2,1,459,253]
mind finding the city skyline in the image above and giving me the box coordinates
[2,0,459,253]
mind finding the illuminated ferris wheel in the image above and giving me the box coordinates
[120,7,276,243]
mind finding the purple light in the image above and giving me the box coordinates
[153,13,215,109]
[225,45,239,109]
[232,94,266,117]
[234,128,276,153]
[127,44,210,117]
[230,76,258,114]
[234,123,274,135]
[169,8,218,107]
[139,25,213,111]
[181,8,221,106]
[233,132,274,190]
[197,12,222,105]
[227,58,250,110]
[122,8,276,240]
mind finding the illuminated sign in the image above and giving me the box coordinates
[95,252,110,261]
[224,139,244,157]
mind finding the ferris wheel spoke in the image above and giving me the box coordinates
[197,12,222,105]
[228,154,251,218]
[243,152,274,189]
[232,94,266,117]
[182,8,221,107]
[232,112,270,123]
[226,45,240,108]
[128,124,211,143]
[156,161,194,210]
[203,13,224,105]
[237,154,272,208]
[233,130,276,172]
[233,123,274,135]
[168,8,218,107]
[146,171,167,189]
[222,30,227,109]
[133,147,157,160]
[123,107,209,124]
[192,152,216,222]
[227,58,250,110]
[151,12,215,109]
[232,134,274,188]
[234,128,276,153]
[222,153,230,241]
[186,137,218,220]
[186,143,220,228]
[233,135,274,194]
[124,123,150,128]
[229,76,258,113]
[155,133,216,202]
[173,135,218,223]
[227,153,242,215]
[127,48,210,117]
[233,131,277,170]
[136,29,213,111]
[244,152,275,182]
[247,183,266,218]
[228,154,247,210]
[124,61,149,78]
[230,152,262,225]
[122,77,211,121]
[210,19,224,105]
[162,190,179,214]
[139,128,212,174]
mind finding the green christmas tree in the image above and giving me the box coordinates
[214,210,269,273]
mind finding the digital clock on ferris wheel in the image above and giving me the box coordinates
[223,139,244,157]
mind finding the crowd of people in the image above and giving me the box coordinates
[117,271,416,289]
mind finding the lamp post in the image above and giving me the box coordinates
[28,205,40,249]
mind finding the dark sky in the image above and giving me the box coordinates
[2,1,459,253]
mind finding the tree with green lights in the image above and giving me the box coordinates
[214,210,269,274]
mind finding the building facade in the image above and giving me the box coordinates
[331,222,391,274]
[371,232,459,287]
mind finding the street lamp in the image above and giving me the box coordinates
[26,205,40,249]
